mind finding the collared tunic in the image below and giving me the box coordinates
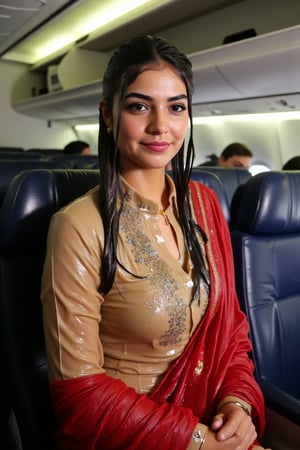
[41,175,209,394]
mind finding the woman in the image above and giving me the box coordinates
[41,35,268,449]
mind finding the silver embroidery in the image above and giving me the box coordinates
[120,202,188,346]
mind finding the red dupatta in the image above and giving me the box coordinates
[50,181,265,449]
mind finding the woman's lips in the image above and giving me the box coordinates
[143,142,170,152]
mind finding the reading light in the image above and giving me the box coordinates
[75,124,99,131]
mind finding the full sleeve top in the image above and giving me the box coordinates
[41,175,209,393]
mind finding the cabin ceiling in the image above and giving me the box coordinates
[0,0,243,63]
[0,1,75,55]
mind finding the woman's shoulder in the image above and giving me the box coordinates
[61,185,100,216]
[51,185,103,234]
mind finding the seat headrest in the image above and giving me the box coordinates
[231,171,300,234]
[193,167,251,203]
[0,160,71,205]
[0,169,100,256]
[190,170,230,222]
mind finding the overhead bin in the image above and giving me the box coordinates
[190,24,300,103]
[214,46,300,97]
[11,24,300,123]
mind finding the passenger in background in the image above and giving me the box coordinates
[41,35,268,450]
[198,142,253,169]
[282,156,300,170]
[63,140,91,155]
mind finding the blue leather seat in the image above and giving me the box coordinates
[0,152,46,160]
[231,171,300,449]
[190,170,230,222]
[0,146,24,152]
[26,148,63,155]
[0,169,100,450]
[0,160,71,207]
[44,153,99,169]
[193,166,251,205]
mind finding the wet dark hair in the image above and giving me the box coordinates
[98,35,209,300]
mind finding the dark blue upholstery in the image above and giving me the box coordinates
[0,169,100,450]
[44,153,99,169]
[190,169,230,222]
[0,160,71,207]
[26,148,63,154]
[193,166,251,205]
[0,146,24,152]
[0,152,46,160]
[231,171,300,440]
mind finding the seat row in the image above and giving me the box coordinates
[0,158,249,217]
[0,151,99,167]
[0,167,299,449]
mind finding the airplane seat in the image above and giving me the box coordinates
[85,161,100,169]
[44,153,98,169]
[189,169,230,222]
[230,171,300,449]
[0,152,47,160]
[192,166,251,205]
[0,146,24,152]
[0,160,72,208]
[26,148,63,155]
[73,154,99,168]
[0,169,100,450]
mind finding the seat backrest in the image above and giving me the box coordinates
[26,148,63,155]
[231,171,300,399]
[0,169,100,450]
[0,160,71,207]
[189,169,230,222]
[0,152,46,160]
[193,166,251,205]
[45,153,98,169]
[0,146,24,152]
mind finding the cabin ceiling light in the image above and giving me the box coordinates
[3,0,170,64]
[75,124,99,131]
[193,111,300,123]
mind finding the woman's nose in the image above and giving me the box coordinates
[147,111,168,134]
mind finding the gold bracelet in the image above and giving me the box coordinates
[220,401,250,416]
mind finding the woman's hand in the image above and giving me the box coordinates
[205,402,257,449]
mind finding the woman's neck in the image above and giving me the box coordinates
[121,168,169,208]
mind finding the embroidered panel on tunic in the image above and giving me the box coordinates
[119,200,188,347]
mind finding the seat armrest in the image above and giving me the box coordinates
[257,378,300,425]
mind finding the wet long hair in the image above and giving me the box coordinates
[98,35,209,300]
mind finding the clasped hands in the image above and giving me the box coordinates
[201,402,271,450]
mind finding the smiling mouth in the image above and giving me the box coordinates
[143,142,170,152]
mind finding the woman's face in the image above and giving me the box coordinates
[106,62,189,172]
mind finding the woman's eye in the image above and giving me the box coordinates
[127,103,147,112]
[171,104,187,113]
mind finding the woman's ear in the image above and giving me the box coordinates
[99,101,112,128]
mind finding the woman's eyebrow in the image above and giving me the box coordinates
[124,92,188,102]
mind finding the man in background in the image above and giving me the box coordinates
[198,142,253,169]
[63,140,91,155]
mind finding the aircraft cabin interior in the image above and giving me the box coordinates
[0,1,300,449]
